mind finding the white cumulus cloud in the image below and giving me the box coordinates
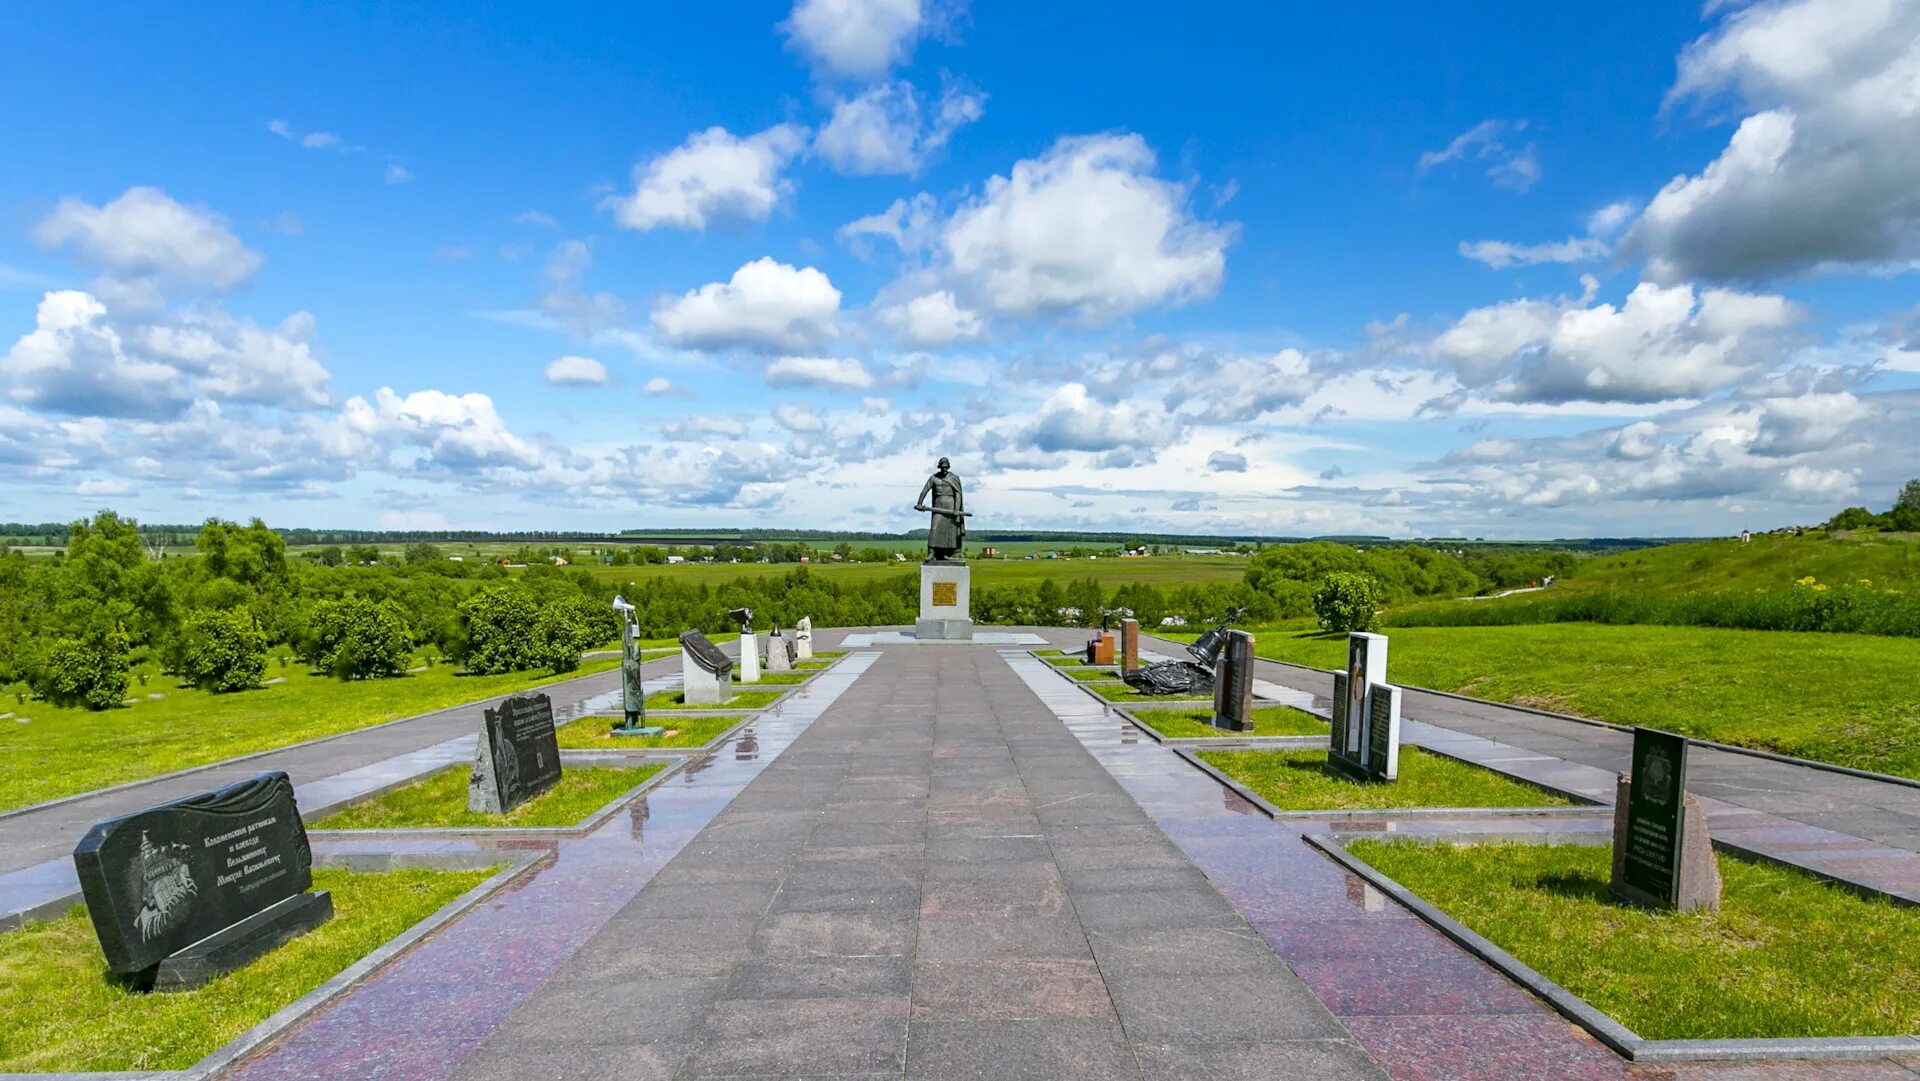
[781,0,936,79]
[543,355,610,386]
[940,134,1234,324]
[765,355,875,390]
[653,257,841,352]
[876,290,983,346]
[816,78,984,176]
[602,125,808,231]
[35,187,262,292]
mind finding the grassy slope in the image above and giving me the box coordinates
[0,657,621,813]
[1200,748,1569,810]
[1560,532,1920,596]
[0,866,492,1072]
[1226,624,1920,780]
[1350,841,1919,1040]
[313,764,665,829]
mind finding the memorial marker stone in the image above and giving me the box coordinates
[1120,618,1140,673]
[1364,684,1401,781]
[1088,631,1116,665]
[1210,630,1254,731]
[72,771,332,989]
[1329,632,1390,778]
[795,617,813,660]
[766,625,793,672]
[468,692,562,813]
[1610,727,1721,911]
[680,630,735,706]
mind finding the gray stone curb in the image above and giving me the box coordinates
[0,851,547,1081]
[1238,651,1920,792]
[1305,834,1920,1063]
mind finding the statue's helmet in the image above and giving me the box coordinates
[937,456,951,469]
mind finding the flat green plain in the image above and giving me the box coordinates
[0,657,621,813]
[0,866,493,1072]
[1171,623,1920,781]
[1349,840,1920,1040]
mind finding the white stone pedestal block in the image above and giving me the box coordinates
[682,647,730,705]
[738,633,761,683]
[916,562,973,640]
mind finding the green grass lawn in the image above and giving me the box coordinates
[644,689,786,711]
[1198,747,1570,811]
[1559,532,1920,597]
[1084,682,1208,703]
[1043,656,1092,667]
[555,714,748,750]
[795,659,835,670]
[1129,705,1326,739]
[312,764,666,829]
[1209,623,1920,781]
[0,657,622,814]
[1348,840,1920,1040]
[1062,667,1122,682]
[736,671,812,685]
[0,866,493,1072]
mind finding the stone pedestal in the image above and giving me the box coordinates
[738,633,761,683]
[1610,774,1721,912]
[681,637,733,706]
[1089,632,1115,665]
[1120,619,1140,673]
[916,562,973,640]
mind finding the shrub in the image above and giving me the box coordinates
[302,596,413,679]
[34,628,131,710]
[1312,572,1382,632]
[178,608,267,692]
[456,585,545,674]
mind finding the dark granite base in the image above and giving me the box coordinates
[152,889,334,992]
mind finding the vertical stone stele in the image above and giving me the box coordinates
[1610,727,1721,912]
[1209,630,1254,732]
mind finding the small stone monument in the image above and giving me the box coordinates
[1119,618,1141,674]
[766,623,793,672]
[610,594,662,737]
[1210,630,1254,731]
[730,607,761,684]
[914,457,974,639]
[73,772,333,990]
[1329,632,1397,779]
[680,630,735,706]
[795,617,813,659]
[1610,728,1721,912]
[1086,631,1116,665]
[469,692,562,812]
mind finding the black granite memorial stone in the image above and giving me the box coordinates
[679,630,733,677]
[1613,727,1688,907]
[468,692,562,814]
[72,771,332,986]
[1364,685,1401,781]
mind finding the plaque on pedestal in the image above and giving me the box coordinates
[916,562,972,640]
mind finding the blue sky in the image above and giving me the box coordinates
[3,0,1918,538]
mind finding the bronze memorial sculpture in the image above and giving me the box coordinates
[913,457,974,639]
[915,457,969,561]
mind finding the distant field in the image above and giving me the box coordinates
[1184,623,1920,781]
[566,554,1250,589]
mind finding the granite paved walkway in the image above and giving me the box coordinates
[446,645,1385,1080]
[1139,632,1920,852]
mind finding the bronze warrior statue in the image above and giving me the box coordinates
[915,457,969,562]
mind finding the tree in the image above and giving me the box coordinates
[1311,572,1382,633]
[178,608,267,692]
[196,518,288,588]
[1893,479,1920,532]
[303,596,413,679]
[33,627,131,710]
[1897,479,1920,513]
[456,585,545,674]
[1827,506,1880,531]
[404,541,444,564]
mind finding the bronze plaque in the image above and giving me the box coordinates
[932,581,958,607]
